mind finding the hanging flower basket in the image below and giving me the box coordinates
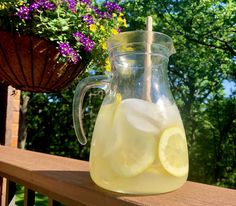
[0,0,126,92]
[0,31,90,92]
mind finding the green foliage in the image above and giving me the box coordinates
[25,72,104,160]
[26,83,84,159]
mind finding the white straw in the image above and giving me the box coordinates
[143,16,153,102]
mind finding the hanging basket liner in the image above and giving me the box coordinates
[0,31,90,92]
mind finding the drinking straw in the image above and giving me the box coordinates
[143,16,153,102]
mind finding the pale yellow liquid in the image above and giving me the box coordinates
[89,98,188,194]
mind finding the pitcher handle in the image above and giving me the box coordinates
[73,75,110,145]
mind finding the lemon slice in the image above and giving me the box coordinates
[110,134,157,177]
[108,99,157,177]
[158,127,188,177]
[104,96,160,177]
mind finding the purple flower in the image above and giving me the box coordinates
[35,0,45,4]
[73,32,85,40]
[16,1,56,21]
[83,38,94,52]
[67,0,77,13]
[82,15,94,25]
[15,6,30,20]
[43,1,56,10]
[92,6,112,19]
[29,3,40,11]
[92,6,102,16]
[100,11,112,19]
[103,2,122,13]
[73,32,94,53]
[59,42,80,64]
[29,0,56,11]
[79,0,91,5]
[70,50,80,63]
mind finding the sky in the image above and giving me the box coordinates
[223,80,236,96]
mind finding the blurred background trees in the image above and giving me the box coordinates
[21,0,235,189]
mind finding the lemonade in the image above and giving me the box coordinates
[89,97,189,194]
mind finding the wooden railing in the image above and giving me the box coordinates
[0,145,235,206]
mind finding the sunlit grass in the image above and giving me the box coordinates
[15,185,48,206]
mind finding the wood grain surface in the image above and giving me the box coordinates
[0,145,235,206]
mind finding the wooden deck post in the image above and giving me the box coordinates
[0,83,8,145]
[0,83,20,206]
[0,82,8,206]
[5,86,21,147]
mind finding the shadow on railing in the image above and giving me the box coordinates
[0,145,236,206]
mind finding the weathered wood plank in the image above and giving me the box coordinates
[0,145,235,206]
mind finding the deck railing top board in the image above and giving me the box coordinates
[0,145,235,206]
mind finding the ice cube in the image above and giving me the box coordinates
[120,98,162,134]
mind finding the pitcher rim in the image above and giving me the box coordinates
[106,30,176,55]
[107,30,173,41]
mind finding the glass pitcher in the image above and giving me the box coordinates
[73,31,189,194]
